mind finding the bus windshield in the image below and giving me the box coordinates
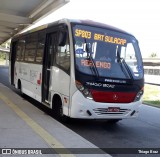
[72,24,143,80]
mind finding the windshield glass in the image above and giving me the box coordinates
[72,24,143,80]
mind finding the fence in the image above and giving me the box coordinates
[143,58,160,85]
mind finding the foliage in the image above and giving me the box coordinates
[150,52,157,58]
[0,52,6,60]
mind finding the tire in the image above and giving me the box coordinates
[18,80,23,96]
[52,96,69,122]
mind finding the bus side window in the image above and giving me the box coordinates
[15,38,25,61]
[36,30,45,63]
[16,43,21,61]
[25,33,37,62]
[20,39,25,61]
[56,37,70,72]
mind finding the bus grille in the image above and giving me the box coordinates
[93,108,129,115]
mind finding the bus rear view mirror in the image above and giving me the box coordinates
[58,31,67,46]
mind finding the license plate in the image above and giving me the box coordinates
[107,107,120,112]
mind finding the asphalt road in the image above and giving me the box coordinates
[0,66,160,157]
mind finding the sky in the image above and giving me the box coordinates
[30,0,160,58]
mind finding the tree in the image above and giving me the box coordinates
[150,52,157,58]
[0,52,6,60]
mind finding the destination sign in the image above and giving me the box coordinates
[81,59,111,69]
[74,29,127,46]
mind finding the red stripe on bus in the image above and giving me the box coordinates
[90,90,137,103]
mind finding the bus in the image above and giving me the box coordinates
[9,19,144,122]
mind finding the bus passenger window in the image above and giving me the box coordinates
[16,39,25,61]
[24,50,28,61]
[16,44,21,61]
[25,42,36,62]
[56,37,70,72]
[36,31,45,63]
[36,49,43,63]
[25,33,37,62]
[20,39,25,61]
[27,49,36,62]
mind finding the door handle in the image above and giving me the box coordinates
[47,68,51,71]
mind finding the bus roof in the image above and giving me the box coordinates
[12,18,134,40]
[64,19,133,36]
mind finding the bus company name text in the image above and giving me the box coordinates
[75,29,127,46]
[86,82,115,88]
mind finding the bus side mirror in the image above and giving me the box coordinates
[58,31,67,46]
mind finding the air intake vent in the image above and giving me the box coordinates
[93,108,130,115]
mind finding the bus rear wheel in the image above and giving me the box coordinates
[18,80,23,96]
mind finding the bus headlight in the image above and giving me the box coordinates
[76,81,93,100]
[134,88,144,102]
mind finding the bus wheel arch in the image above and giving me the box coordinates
[52,94,69,122]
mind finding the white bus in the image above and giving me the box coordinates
[9,19,144,122]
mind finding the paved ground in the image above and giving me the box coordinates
[0,83,111,157]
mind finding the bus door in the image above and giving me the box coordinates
[42,32,57,103]
[10,41,17,85]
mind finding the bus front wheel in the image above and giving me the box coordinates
[52,96,69,122]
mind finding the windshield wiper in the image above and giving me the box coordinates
[117,51,134,80]
[85,39,99,80]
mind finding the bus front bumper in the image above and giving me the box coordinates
[70,91,142,119]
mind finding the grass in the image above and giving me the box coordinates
[0,59,8,66]
[143,84,160,107]
[0,59,5,65]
